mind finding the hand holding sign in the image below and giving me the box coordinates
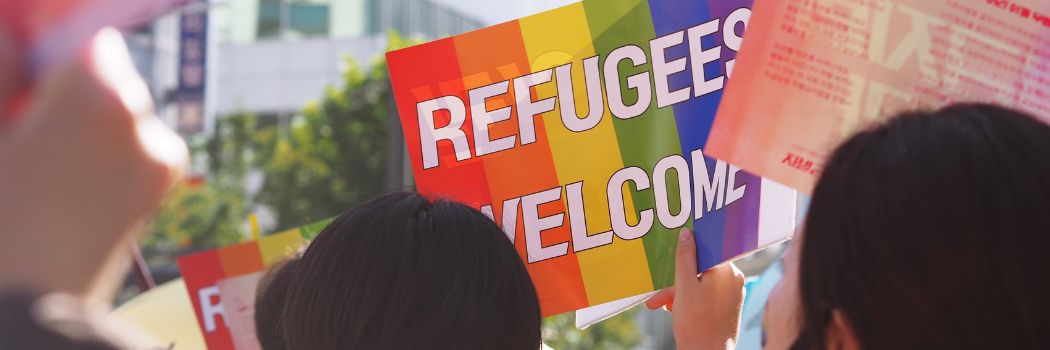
[645,229,746,350]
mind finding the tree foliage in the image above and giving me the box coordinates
[543,309,641,349]
[252,57,394,228]
[145,34,414,260]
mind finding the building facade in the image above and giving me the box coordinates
[135,0,483,133]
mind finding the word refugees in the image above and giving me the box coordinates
[416,8,751,169]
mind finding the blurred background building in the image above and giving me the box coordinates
[128,0,485,136]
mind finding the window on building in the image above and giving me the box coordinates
[289,2,329,37]
[256,0,330,39]
[257,0,282,38]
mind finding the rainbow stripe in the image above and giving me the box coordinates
[388,0,793,316]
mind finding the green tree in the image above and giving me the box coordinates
[145,34,416,262]
[247,33,418,228]
[142,182,247,266]
[142,113,261,265]
[252,57,395,228]
[543,309,641,350]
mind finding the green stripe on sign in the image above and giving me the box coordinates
[584,0,683,290]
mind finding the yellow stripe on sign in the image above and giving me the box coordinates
[520,3,654,305]
[257,229,304,266]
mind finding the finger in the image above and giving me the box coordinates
[700,261,747,292]
[645,287,675,310]
[88,28,156,122]
[90,29,187,177]
[675,228,700,290]
[89,28,187,178]
[730,262,748,300]
[730,262,745,282]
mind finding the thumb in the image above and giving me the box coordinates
[675,228,699,290]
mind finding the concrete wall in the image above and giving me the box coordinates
[214,35,386,115]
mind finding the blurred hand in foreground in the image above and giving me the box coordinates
[645,229,747,350]
[0,28,187,303]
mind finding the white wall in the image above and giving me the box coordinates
[331,0,368,38]
[432,0,578,24]
[218,0,260,44]
[214,35,387,115]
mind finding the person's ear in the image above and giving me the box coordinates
[824,309,861,350]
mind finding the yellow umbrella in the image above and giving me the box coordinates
[110,278,207,349]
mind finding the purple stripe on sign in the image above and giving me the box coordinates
[694,155,727,270]
[707,0,752,68]
[721,170,762,259]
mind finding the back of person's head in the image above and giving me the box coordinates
[281,192,541,349]
[800,103,1050,349]
[255,256,299,350]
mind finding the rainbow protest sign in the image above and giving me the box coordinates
[177,220,328,350]
[388,0,796,316]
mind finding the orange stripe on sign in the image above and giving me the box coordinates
[453,21,589,316]
[218,241,264,278]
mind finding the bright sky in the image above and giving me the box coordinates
[432,0,579,24]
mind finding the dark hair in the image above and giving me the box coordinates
[281,192,541,349]
[799,103,1050,349]
[255,257,299,350]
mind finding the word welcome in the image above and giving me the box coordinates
[481,149,747,263]
[417,8,751,169]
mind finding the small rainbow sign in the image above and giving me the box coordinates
[177,220,328,350]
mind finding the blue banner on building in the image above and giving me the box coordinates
[176,1,207,135]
